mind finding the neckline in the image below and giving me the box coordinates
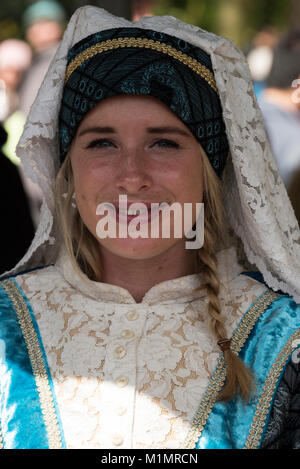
[55,245,243,305]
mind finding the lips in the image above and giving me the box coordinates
[113,201,164,210]
[110,201,169,224]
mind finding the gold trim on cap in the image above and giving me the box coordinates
[65,37,218,94]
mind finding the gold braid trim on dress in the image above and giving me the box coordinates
[1,279,63,449]
[182,289,279,449]
[65,37,218,94]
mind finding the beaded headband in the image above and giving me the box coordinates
[59,28,229,177]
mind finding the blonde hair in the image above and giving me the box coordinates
[199,151,254,402]
[55,149,254,402]
[56,154,102,281]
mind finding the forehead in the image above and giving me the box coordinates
[78,94,188,128]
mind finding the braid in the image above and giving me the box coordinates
[199,152,254,402]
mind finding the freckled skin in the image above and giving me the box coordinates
[70,95,203,262]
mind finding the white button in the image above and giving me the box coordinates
[114,345,126,359]
[115,376,129,388]
[121,329,135,339]
[127,310,139,321]
[112,434,124,446]
[116,405,127,416]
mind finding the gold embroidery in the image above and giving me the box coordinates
[65,37,218,94]
[182,289,279,449]
[244,327,300,449]
[1,279,63,449]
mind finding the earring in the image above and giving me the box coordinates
[71,192,76,209]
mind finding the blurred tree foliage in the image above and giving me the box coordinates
[0,0,135,40]
[0,0,298,45]
[154,0,294,47]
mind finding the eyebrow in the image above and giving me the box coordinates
[78,126,115,137]
[147,127,191,137]
[77,126,191,138]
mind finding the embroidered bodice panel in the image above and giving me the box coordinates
[15,248,266,449]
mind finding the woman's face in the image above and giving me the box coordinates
[70,95,203,260]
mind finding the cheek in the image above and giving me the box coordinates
[72,160,111,202]
[71,163,97,227]
[188,155,204,197]
[72,168,89,202]
[169,158,203,202]
[72,162,118,236]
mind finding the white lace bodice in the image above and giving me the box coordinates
[15,247,266,449]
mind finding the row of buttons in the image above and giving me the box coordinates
[114,328,136,358]
[111,310,140,447]
[113,311,139,361]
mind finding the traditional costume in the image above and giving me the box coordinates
[0,6,299,449]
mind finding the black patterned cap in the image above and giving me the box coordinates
[59,27,229,177]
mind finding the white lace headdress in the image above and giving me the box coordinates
[5,6,300,301]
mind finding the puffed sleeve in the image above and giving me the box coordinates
[261,357,300,449]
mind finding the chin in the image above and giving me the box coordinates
[97,237,178,261]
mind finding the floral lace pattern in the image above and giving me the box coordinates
[15,248,266,449]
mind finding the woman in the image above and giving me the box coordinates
[0,6,299,449]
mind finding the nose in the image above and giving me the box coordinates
[115,149,153,194]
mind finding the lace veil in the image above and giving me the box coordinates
[5,6,300,301]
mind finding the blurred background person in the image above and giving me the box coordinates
[258,30,300,221]
[0,38,32,166]
[0,39,32,125]
[0,39,32,191]
[19,0,67,117]
[246,26,279,100]
[0,38,35,274]
[132,0,154,21]
[17,0,67,228]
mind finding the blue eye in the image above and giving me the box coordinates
[153,139,180,148]
[86,139,115,149]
